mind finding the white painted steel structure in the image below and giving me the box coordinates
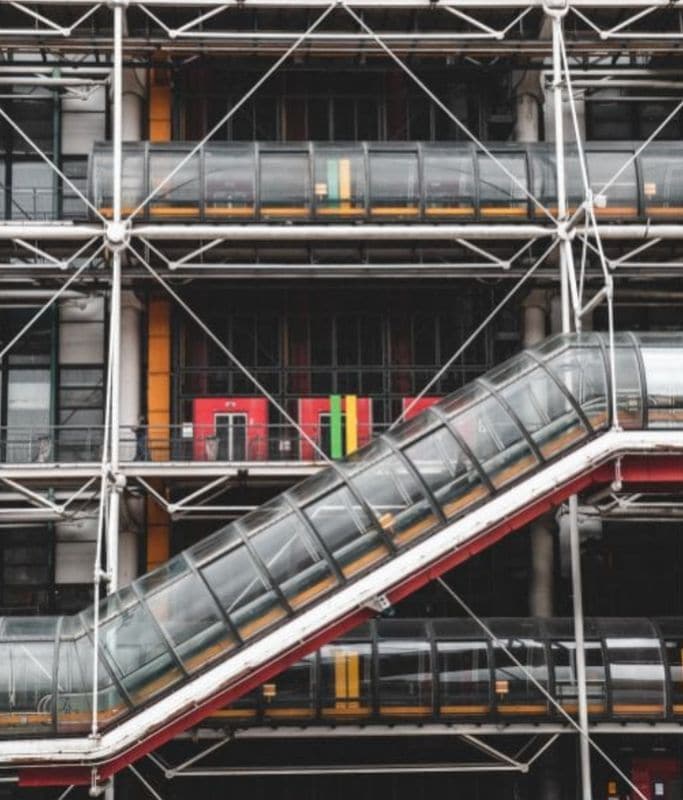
[0,3,682,797]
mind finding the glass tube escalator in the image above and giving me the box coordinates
[1,333,683,783]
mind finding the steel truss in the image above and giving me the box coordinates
[0,3,681,798]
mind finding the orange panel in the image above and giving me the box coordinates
[146,491,170,570]
[147,297,171,452]
[149,82,171,143]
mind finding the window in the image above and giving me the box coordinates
[0,528,53,614]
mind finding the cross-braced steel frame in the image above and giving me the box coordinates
[1,2,683,797]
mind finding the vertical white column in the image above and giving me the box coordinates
[514,70,541,144]
[105,2,124,596]
[548,5,592,799]
[523,292,556,620]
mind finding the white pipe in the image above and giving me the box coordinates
[1,221,683,242]
[0,1,678,7]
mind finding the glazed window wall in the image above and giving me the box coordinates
[90,141,674,225]
[0,309,54,464]
[0,528,54,615]
[209,618,678,726]
[7,616,683,736]
[175,290,517,439]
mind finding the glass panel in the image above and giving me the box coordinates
[149,150,200,218]
[492,636,548,716]
[204,146,255,218]
[92,148,145,217]
[144,570,234,673]
[478,153,527,217]
[603,620,665,717]
[262,653,315,718]
[320,640,373,717]
[57,635,129,733]
[404,425,488,520]
[250,515,337,610]
[545,346,608,430]
[377,623,432,715]
[98,599,182,704]
[201,544,286,641]
[288,467,343,507]
[423,148,475,217]
[351,444,437,548]
[11,162,54,221]
[437,640,490,715]
[586,151,638,218]
[303,485,388,578]
[531,147,584,217]
[5,368,50,464]
[641,347,683,429]
[314,147,365,216]
[495,359,587,459]
[552,639,606,716]
[0,640,54,732]
[187,521,243,567]
[640,149,683,219]
[614,344,643,429]
[449,394,538,489]
[259,151,310,218]
[660,621,683,714]
[369,150,419,216]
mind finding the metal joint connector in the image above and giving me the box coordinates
[365,594,391,613]
[542,0,569,18]
[612,457,623,490]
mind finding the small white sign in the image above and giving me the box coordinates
[181,422,194,439]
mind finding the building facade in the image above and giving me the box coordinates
[1,1,683,798]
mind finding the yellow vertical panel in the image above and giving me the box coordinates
[345,395,358,455]
[347,651,360,710]
[335,650,348,709]
[339,158,351,210]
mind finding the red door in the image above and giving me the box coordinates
[297,397,373,460]
[192,398,268,461]
[632,757,682,800]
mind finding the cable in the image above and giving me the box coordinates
[395,237,559,428]
[436,576,648,800]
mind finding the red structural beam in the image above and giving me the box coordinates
[17,452,683,788]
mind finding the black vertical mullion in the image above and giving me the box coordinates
[476,377,544,465]
[428,620,440,721]
[234,520,294,615]
[283,492,345,584]
[79,611,135,710]
[651,620,672,720]
[525,349,593,433]
[182,552,243,646]
[130,582,190,677]
[371,620,380,719]
[51,616,63,733]
[626,331,648,429]
[427,405,495,494]
[383,435,446,526]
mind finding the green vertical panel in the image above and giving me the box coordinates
[327,160,339,203]
[330,394,343,459]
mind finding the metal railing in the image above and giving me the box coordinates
[0,423,381,464]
